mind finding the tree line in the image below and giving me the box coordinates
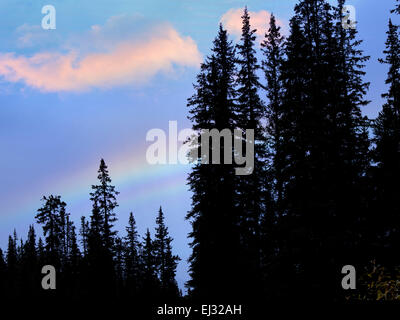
[186,0,400,302]
[1,0,400,305]
[0,159,181,303]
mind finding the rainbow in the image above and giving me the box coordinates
[1,146,192,230]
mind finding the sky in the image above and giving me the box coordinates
[0,0,398,290]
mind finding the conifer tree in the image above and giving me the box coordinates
[124,212,141,296]
[373,18,400,265]
[87,200,109,296]
[154,207,180,297]
[186,24,239,299]
[141,229,159,296]
[90,159,119,255]
[260,13,285,286]
[235,7,270,296]
[35,195,66,266]
[20,225,38,296]
[6,235,18,295]
[269,0,371,300]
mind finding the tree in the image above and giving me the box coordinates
[186,24,240,299]
[6,234,18,295]
[235,7,271,297]
[260,12,285,289]
[154,207,180,297]
[266,0,371,300]
[88,159,119,296]
[90,159,119,254]
[141,229,159,297]
[124,212,141,297]
[114,236,125,297]
[373,19,400,265]
[87,200,109,296]
[20,225,38,296]
[35,195,66,266]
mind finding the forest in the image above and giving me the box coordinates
[1,0,400,307]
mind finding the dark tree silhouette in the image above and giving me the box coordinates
[373,18,400,266]
[20,225,38,297]
[90,159,119,255]
[154,207,180,298]
[141,229,160,298]
[235,7,270,298]
[2,0,400,306]
[6,234,18,296]
[124,212,141,297]
[186,24,240,300]
[260,12,285,296]
[35,196,66,267]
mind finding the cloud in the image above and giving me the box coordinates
[0,17,202,92]
[15,24,55,48]
[220,8,286,42]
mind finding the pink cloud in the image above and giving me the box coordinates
[0,23,202,92]
[220,8,286,42]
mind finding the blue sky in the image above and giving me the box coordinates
[0,0,397,290]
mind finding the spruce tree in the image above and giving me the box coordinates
[90,159,119,255]
[6,234,18,296]
[114,237,124,297]
[186,24,239,299]
[373,19,400,265]
[20,225,38,296]
[35,195,66,267]
[260,13,285,290]
[141,229,159,297]
[89,159,119,296]
[124,212,141,297]
[154,207,180,297]
[87,200,109,296]
[235,7,270,297]
[269,0,371,300]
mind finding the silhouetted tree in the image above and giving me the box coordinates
[260,12,285,294]
[20,225,38,296]
[186,24,240,299]
[267,0,370,300]
[373,18,400,266]
[90,159,119,254]
[235,7,269,297]
[6,234,18,296]
[154,207,180,298]
[124,212,141,297]
[141,229,159,297]
[35,195,66,267]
